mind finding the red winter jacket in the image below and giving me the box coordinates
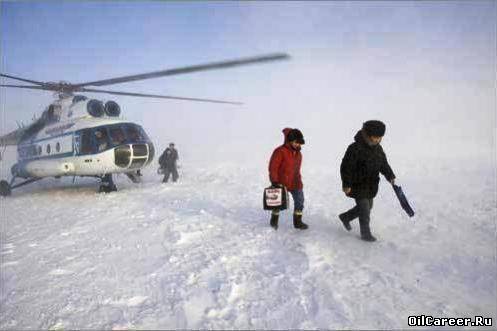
[268,128,303,191]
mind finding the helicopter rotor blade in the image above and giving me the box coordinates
[0,74,47,86]
[75,53,290,88]
[0,84,56,91]
[80,88,243,105]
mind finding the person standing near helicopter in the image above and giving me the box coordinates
[159,143,179,183]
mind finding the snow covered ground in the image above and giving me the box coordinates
[0,157,495,330]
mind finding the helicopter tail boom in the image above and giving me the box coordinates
[0,127,26,146]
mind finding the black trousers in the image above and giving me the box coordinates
[341,198,374,236]
[162,167,179,183]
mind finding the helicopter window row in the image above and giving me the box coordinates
[78,123,147,155]
[18,139,68,159]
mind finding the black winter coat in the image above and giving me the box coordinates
[340,130,396,199]
[159,148,179,169]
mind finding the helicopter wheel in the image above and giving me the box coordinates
[0,180,12,197]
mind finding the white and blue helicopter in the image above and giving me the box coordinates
[0,53,289,196]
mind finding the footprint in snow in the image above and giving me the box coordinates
[49,269,73,276]
[105,296,148,307]
[126,296,148,307]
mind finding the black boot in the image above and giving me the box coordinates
[339,213,352,231]
[293,213,308,230]
[361,233,377,242]
[359,220,376,242]
[270,213,279,230]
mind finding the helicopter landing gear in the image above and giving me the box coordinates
[0,180,11,197]
[0,176,43,197]
[125,170,142,184]
[98,174,117,193]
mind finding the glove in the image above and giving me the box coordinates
[271,182,283,188]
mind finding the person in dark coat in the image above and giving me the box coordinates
[339,120,396,241]
[159,143,179,183]
[268,128,308,230]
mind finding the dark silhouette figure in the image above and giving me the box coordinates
[159,143,179,183]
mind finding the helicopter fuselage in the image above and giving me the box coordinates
[12,96,155,179]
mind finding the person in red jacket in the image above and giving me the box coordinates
[268,128,308,230]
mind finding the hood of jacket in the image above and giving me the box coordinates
[282,127,302,151]
[282,128,292,143]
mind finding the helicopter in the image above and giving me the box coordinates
[0,53,289,196]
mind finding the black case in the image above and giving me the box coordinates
[392,184,415,217]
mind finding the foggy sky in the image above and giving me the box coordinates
[1,1,495,167]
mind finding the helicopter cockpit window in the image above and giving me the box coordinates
[109,127,126,146]
[124,124,145,143]
[94,129,109,152]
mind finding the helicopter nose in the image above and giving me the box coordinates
[114,144,150,169]
[114,145,131,168]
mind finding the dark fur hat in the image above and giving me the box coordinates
[363,120,386,137]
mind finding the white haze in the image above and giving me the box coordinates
[126,4,497,170]
[2,3,495,171]
[1,3,496,329]
[129,50,496,176]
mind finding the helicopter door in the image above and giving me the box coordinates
[79,129,94,155]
